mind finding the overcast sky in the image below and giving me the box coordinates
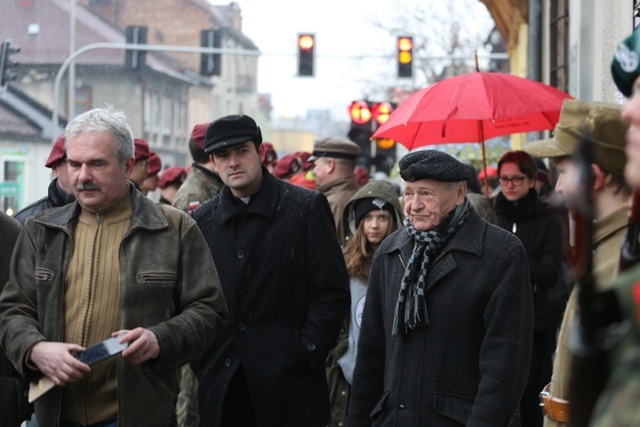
[220,0,494,121]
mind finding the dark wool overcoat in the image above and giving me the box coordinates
[192,170,350,427]
[347,208,534,427]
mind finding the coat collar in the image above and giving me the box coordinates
[212,166,280,226]
[34,183,168,232]
[384,206,487,260]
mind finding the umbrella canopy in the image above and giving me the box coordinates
[372,71,573,149]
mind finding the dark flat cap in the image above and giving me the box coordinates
[309,137,360,161]
[399,149,472,182]
[204,114,262,154]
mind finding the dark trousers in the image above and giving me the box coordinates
[521,330,554,427]
[221,365,258,427]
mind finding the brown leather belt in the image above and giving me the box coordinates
[539,383,570,423]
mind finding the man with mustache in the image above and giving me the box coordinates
[0,106,228,427]
[347,149,534,426]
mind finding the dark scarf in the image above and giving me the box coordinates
[392,198,471,336]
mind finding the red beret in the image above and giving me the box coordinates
[477,166,498,180]
[290,173,316,190]
[134,138,150,161]
[45,132,66,168]
[295,151,312,170]
[263,142,277,164]
[190,123,209,150]
[146,152,162,177]
[275,153,303,179]
[158,166,187,189]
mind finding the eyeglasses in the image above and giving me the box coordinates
[498,176,526,186]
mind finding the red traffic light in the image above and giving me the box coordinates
[349,100,372,124]
[297,33,315,77]
[298,34,315,50]
[372,102,393,124]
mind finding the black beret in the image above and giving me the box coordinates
[204,114,262,154]
[399,150,472,182]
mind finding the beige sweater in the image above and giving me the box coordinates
[61,190,132,424]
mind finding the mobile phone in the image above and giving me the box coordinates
[75,334,128,366]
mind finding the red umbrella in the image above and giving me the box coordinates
[373,72,572,192]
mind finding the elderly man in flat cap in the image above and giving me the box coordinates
[347,149,533,427]
[311,136,361,244]
[191,114,349,427]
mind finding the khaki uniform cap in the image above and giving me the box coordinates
[310,137,361,161]
[523,99,629,175]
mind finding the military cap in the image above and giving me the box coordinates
[399,149,472,182]
[158,166,187,189]
[45,132,66,168]
[612,26,640,97]
[309,137,361,162]
[204,114,262,155]
[523,99,628,175]
[275,153,303,179]
[190,123,209,150]
[134,138,150,161]
[146,152,162,177]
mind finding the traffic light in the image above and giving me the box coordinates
[297,33,315,77]
[125,26,147,71]
[397,36,413,78]
[201,29,222,76]
[347,100,373,166]
[0,39,20,88]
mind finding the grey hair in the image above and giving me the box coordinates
[65,105,135,166]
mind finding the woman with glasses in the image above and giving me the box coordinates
[494,150,564,427]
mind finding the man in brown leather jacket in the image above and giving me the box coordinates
[0,106,228,427]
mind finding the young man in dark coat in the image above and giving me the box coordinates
[191,114,350,427]
[347,150,534,427]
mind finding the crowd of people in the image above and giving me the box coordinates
[4,25,640,427]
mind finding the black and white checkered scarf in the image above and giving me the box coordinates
[392,198,471,336]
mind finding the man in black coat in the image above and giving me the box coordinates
[192,114,350,427]
[347,150,534,427]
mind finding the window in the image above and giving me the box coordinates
[1,159,24,215]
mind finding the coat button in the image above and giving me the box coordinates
[306,342,316,351]
[238,322,246,331]
[224,358,232,367]
[237,250,245,259]
[398,404,406,409]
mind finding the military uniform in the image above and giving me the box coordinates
[310,137,361,245]
[523,99,630,426]
[589,263,640,427]
[172,164,223,213]
[543,207,627,427]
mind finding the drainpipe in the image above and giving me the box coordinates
[528,0,542,142]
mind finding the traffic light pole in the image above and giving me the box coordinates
[51,42,260,143]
